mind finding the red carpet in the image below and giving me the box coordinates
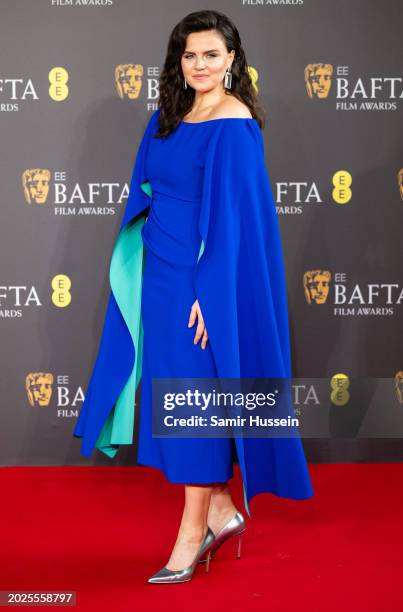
[1,464,402,611]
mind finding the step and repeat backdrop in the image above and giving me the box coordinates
[1,0,402,466]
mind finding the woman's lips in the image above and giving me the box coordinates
[192,75,209,79]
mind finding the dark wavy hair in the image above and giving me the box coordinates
[155,9,266,138]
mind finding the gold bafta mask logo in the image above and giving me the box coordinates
[303,270,331,304]
[397,169,403,200]
[395,371,403,404]
[305,64,333,99]
[247,66,259,93]
[115,64,144,99]
[22,169,51,204]
[26,372,54,407]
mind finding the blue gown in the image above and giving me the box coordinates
[73,109,314,516]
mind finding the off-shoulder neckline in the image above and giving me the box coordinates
[180,117,257,125]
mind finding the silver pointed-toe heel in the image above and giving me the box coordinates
[199,510,246,563]
[147,526,215,584]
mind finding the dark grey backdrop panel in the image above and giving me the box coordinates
[0,0,402,466]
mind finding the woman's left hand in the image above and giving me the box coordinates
[188,299,208,349]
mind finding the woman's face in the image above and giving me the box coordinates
[181,30,235,93]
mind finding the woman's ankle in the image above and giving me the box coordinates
[208,488,237,518]
[177,523,207,544]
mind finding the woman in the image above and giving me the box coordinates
[74,10,314,584]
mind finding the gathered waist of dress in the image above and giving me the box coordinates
[151,187,201,205]
[140,195,202,267]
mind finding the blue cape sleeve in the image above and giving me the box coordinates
[72,110,158,458]
[193,120,314,516]
[195,119,292,379]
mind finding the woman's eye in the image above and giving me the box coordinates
[183,54,218,59]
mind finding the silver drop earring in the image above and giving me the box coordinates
[223,68,232,89]
[183,78,187,89]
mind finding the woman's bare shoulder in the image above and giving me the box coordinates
[209,96,253,120]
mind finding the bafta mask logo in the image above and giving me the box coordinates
[115,64,144,99]
[247,66,259,93]
[398,169,403,200]
[395,371,403,404]
[26,372,54,407]
[22,169,51,204]
[305,64,333,99]
[303,270,331,304]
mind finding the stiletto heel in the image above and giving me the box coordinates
[237,530,245,559]
[199,510,246,563]
[205,550,212,572]
[147,526,215,584]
